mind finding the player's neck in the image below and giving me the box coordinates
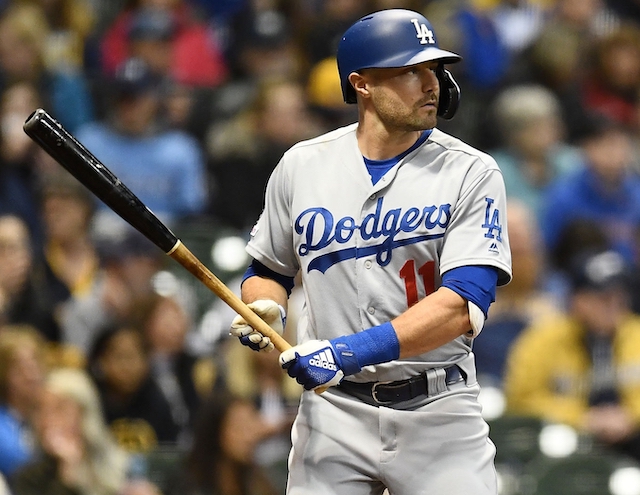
[356,123,424,161]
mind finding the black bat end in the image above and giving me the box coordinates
[22,108,179,254]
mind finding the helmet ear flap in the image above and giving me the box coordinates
[437,68,460,120]
[344,79,357,104]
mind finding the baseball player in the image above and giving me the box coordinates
[230,9,512,495]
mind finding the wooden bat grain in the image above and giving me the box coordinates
[168,241,291,352]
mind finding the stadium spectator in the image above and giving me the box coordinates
[11,367,161,495]
[100,0,227,88]
[40,173,98,301]
[165,390,279,495]
[223,343,300,493]
[0,215,65,342]
[545,218,612,308]
[489,84,582,215]
[89,324,181,451]
[206,77,324,232]
[580,24,640,131]
[540,118,640,264]
[60,228,166,357]
[21,0,96,74]
[299,0,365,67]
[0,82,43,247]
[506,0,607,142]
[306,56,358,129]
[0,4,94,132]
[0,326,46,479]
[141,294,214,447]
[504,249,640,462]
[3,1,640,491]
[208,1,304,131]
[488,0,549,57]
[417,1,510,147]
[75,57,208,238]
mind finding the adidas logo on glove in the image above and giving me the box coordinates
[309,350,338,371]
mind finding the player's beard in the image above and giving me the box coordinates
[371,91,439,132]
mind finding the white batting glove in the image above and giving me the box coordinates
[230,299,286,353]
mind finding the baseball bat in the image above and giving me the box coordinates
[23,108,291,354]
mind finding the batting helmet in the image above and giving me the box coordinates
[337,9,462,119]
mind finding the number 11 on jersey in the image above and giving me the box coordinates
[399,260,435,307]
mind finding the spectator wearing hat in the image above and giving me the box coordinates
[122,7,206,141]
[298,0,366,68]
[207,3,305,128]
[100,1,227,88]
[225,2,301,82]
[504,249,640,462]
[74,57,208,240]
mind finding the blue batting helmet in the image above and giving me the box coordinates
[337,9,462,118]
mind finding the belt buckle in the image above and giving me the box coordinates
[371,380,395,405]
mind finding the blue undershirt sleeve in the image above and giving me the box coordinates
[441,265,498,317]
[241,259,295,296]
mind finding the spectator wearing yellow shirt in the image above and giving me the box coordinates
[504,249,640,461]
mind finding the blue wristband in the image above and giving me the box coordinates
[330,322,400,376]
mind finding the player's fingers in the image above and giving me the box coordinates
[279,348,297,369]
[239,333,272,352]
[249,332,274,352]
[249,333,274,353]
[248,299,281,322]
[247,300,285,334]
[229,316,253,337]
[239,335,261,351]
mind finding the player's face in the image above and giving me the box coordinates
[364,61,441,131]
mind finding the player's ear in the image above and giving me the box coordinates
[348,72,370,100]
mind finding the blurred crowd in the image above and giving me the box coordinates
[1,0,640,494]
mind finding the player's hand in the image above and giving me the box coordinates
[230,299,285,352]
[279,339,362,391]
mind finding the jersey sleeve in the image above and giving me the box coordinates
[245,156,300,277]
[439,165,512,286]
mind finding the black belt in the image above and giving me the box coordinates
[338,366,465,406]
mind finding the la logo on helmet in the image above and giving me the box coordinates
[411,19,435,44]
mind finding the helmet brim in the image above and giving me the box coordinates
[359,47,462,71]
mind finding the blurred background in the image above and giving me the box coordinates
[1,0,640,494]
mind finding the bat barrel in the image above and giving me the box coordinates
[23,108,178,253]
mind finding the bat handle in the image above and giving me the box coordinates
[167,242,292,353]
[169,242,327,394]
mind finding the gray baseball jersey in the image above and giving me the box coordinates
[247,123,512,383]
